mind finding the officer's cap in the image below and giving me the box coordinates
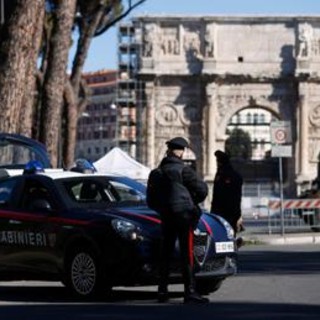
[214,150,230,164]
[166,137,189,150]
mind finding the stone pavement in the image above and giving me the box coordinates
[242,232,320,245]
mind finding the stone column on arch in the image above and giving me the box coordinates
[298,84,309,178]
[205,83,218,178]
[145,81,156,169]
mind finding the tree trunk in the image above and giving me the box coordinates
[63,80,77,168]
[63,1,146,166]
[40,0,77,167]
[62,7,104,168]
[19,3,45,136]
[0,0,45,133]
[71,8,104,95]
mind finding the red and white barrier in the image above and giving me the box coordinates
[269,199,320,210]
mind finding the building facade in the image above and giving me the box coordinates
[130,15,320,196]
[76,70,117,162]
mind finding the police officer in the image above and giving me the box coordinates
[210,150,243,234]
[153,137,209,304]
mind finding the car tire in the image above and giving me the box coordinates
[196,279,223,295]
[65,246,102,298]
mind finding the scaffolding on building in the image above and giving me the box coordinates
[116,22,145,159]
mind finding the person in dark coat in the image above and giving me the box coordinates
[210,150,243,235]
[148,137,209,304]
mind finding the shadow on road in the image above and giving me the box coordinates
[237,249,320,275]
[0,284,319,320]
[0,247,319,319]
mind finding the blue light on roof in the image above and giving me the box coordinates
[71,159,97,174]
[23,160,45,174]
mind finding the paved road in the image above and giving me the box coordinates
[0,244,319,320]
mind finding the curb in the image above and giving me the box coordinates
[242,234,320,245]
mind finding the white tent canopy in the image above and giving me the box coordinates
[93,147,151,181]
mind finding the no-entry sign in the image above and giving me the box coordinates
[270,121,292,144]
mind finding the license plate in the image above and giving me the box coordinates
[215,241,234,253]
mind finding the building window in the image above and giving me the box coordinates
[246,112,252,123]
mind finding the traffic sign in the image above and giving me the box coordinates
[271,145,292,158]
[270,121,292,144]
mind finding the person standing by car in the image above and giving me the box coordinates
[146,137,209,304]
[210,150,244,236]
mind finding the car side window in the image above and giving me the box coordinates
[0,179,17,207]
[21,180,54,213]
[63,180,114,204]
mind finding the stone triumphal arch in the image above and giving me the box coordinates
[133,15,320,196]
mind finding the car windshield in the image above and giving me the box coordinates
[0,134,50,169]
[107,176,146,202]
[59,176,146,208]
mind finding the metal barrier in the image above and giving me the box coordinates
[242,199,320,234]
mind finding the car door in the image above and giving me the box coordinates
[0,177,19,270]
[10,176,60,274]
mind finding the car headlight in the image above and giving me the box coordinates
[111,219,143,241]
[215,215,235,240]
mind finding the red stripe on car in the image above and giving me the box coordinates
[121,211,161,224]
[200,217,213,235]
[0,209,90,226]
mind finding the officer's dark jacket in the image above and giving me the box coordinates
[147,155,208,214]
[210,163,243,225]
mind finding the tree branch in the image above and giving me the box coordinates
[94,0,146,37]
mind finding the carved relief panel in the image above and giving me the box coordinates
[183,24,202,60]
[309,104,320,162]
[159,24,180,56]
[153,84,203,165]
[142,23,169,58]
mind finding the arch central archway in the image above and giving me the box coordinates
[205,82,297,198]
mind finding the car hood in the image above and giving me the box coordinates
[109,205,231,241]
[111,204,162,225]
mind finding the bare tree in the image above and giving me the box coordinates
[0,0,146,168]
[62,0,146,168]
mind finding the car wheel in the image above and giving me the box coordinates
[196,279,223,295]
[66,247,101,298]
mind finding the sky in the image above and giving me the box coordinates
[80,0,320,72]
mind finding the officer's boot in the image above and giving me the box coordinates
[157,263,169,303]
[183,267,209,304]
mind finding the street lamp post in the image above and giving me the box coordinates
[110,103,118,147]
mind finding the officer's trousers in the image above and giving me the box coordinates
[158,213,196,294]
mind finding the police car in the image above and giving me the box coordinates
[0,134,237,298]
